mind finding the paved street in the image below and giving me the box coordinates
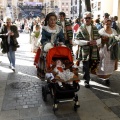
[0,33,120,120]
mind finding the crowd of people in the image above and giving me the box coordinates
[0,11,120,89]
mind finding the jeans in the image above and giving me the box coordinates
[7,46,15,67]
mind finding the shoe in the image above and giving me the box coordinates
[105,79,110,86]
[84,82,90,88]
[11,66,15,72]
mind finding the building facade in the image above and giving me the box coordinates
[42,0,71,18]
[59,0,71,18]
[70,0,86,20]
[42,0,60,15]
[91,0,120,22]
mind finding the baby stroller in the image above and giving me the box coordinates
[42,46,80,112]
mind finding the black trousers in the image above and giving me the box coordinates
[83,61,90,84]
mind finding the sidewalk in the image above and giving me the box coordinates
[0,33,120,120]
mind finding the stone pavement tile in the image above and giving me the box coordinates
[0,96,4,109]
[40,114,58,120]
[101,98,120,107]
[101,117,120,120]
[19,107,39,119]
[116,97,120,102]
[0,109,19,120]
[38,102,81,120]
[109,81,120,93]
[110,106,120,118]
[63,113,81,120]
[38,105,56,116]
[77,99,118,120]
[16,118,31,120]
[2,80,42,110]
[0,81,6,90]
[39,114,69,120]
[90,85,119,99]
[31,117,40,120]
[77,85,100,102]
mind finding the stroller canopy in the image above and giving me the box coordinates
[46,46,73,68]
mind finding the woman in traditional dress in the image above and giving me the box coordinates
[37,12,65,78]
[31,24,41,53]
[96,18,118,85]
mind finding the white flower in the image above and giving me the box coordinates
[115,35,120,41]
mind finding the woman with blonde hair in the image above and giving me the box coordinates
[0,17,19,71]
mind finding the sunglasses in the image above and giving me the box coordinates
[6,22,11,23]
[84,17,91,20]
[106,24,111,25]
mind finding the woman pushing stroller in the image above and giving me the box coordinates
[38,12,65,78]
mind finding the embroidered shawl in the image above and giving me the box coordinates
[41,25,64,45]
[75,24,100,61]
[57,20,73,41]
[99,28,120,60]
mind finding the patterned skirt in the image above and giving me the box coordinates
[37,52,46,79]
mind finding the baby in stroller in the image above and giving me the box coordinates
[46,59,78,90]
[42,46,80,112]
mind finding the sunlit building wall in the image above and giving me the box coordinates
[0,0,5,20]
[91,0,120,22]
[59,0,71,18]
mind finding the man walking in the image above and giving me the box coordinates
[74,11,101,88]
[57,12,73,51]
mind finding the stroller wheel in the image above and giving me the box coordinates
[42,86,47,102]
[53,104,58,113]
[105,79,110,86]
[74,103,80,112]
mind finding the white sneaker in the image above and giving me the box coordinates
[11,66,15,72]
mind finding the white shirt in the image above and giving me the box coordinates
[61,21,65,33]
[7,30,11,44]
[74,25,101,46]
[86,25,91,40]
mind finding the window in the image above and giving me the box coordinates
[51,1,54,8]
[98,15,100,18]
[98,2,101,10]
[91,3,94,9]
[75,6,77,13]
[71,0,73,5]
[75,0,77,5]
[98,2,101,6]
[71,7,73,14]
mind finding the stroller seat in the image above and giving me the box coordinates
[42,46,80,112]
